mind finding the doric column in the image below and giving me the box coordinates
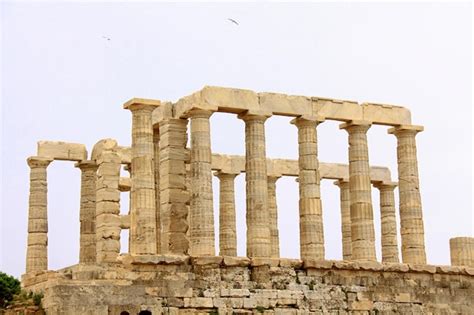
[75,160,98,264]
[159,118,190,254]
[340,121,376,261]
[215,171,239,256]
[187,109,215,256]
[291,116,325,260]
[26,157,52,273]
[153,127,161,254]
[450,237,474,267]
[124,100,160,255]
[334,179,352,261]
[239,112,271,258]
[388,125,426,264]
[374,182,400,263]
[267,175,281,258]
[96,150,121,263]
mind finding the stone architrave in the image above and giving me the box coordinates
[334,179,352,260]
[291,116,325,261]
[124,100,160,255]
[267,175,281,258]
[374,182,400,263]
[75,160,98,264]
[188,109,215,256]
[388,125,426,264]
[340,121,376,261]
[239,112,271,258]
[450,237,474,267]
[215,171,239,257]
[26,157,52,273]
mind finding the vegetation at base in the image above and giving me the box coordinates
[0,271,21,308]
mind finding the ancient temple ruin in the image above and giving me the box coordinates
[23,86,473,314]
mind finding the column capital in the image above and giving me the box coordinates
[333,179,349,188]
[388,124,424,136]
[267,174,282,182]
[123,98,161,112]
[373,181,398,190]
[290,115,325,127]
[27,156,53,168]
[214,171,240,180]
[339,120,372,133]
[74,160,98,171]
[185,108,214,119]
[238,110,272,122]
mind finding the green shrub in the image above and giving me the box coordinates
[0,271,21,308]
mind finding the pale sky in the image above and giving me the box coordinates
[1,2,472,278]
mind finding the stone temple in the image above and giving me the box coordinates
[22,86,474,314]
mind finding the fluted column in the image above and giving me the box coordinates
[267,175,281,258]
[26,157,52,273]
[388,125,426,264]
[292,116,325,260]
[124,101,160,255]
[374,182,399,263]
[334,179,351,261]
[450,237,474,267]
[153,127,161,254]
[159,118,189,254]
[188,109,215,256]
[340,121,376,261]
[215,172,239,256]
[239,113,271,258]
[75,160,98,264]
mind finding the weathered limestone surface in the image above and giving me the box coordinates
[240,113,271,258]
[374,182,400,263]
[159,118,189,254]
[153,127,161,254]
[23,259,474,315]
[188,109,215,256]
[26,157,52,273]
[37,141,87,161]
[267,175,280,258]
[334,180,352,260]
[125,100,160,255]
[215,172,238,257]
[292,117,324,260]
[450,237,474,267]
[75,160,98,264]
[340,121,376,261]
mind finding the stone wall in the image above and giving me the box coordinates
[21,257,474,315]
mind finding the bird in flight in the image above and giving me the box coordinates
[102,36,111,41]
[228,18,239,26]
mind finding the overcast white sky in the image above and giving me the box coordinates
[1,2,472,278]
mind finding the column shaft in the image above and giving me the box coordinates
[216,172,238,256]
[241,114,271,258]
[341,122,376,261]
[389,126,426,264]
[267,176,280,258]
[293,117,325,260]
[450,237,474,267]
[375,183,400,263]
[76,161,98,264]
[127,104,158,255]
[26,157,52,273]
[335,180,352,260]
[153,128,161,254]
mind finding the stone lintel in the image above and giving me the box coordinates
[388,124,424,135]
[123,98,161,110]
[37,141,87,161]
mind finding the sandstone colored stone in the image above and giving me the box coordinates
[37,141,87,161]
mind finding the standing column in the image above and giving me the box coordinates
[334,179,352,261]
[267,175,281,258]
[215,172,239,256]
[374,182,400,263]
[188,109,215,256]
[153,127,161,254]
[159,118,189,254]
[340,121,376,261]
[450,237,474,267]
[388,125,426,264]
[239,113,271,258]
[76,160,98,263]
[291,116,325,261]
[124,100,160,255]
[26,157,52,273]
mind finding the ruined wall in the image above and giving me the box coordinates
[21,257,474,315]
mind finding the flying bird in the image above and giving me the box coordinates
[102,36,111,41]
[228,18,239,26]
